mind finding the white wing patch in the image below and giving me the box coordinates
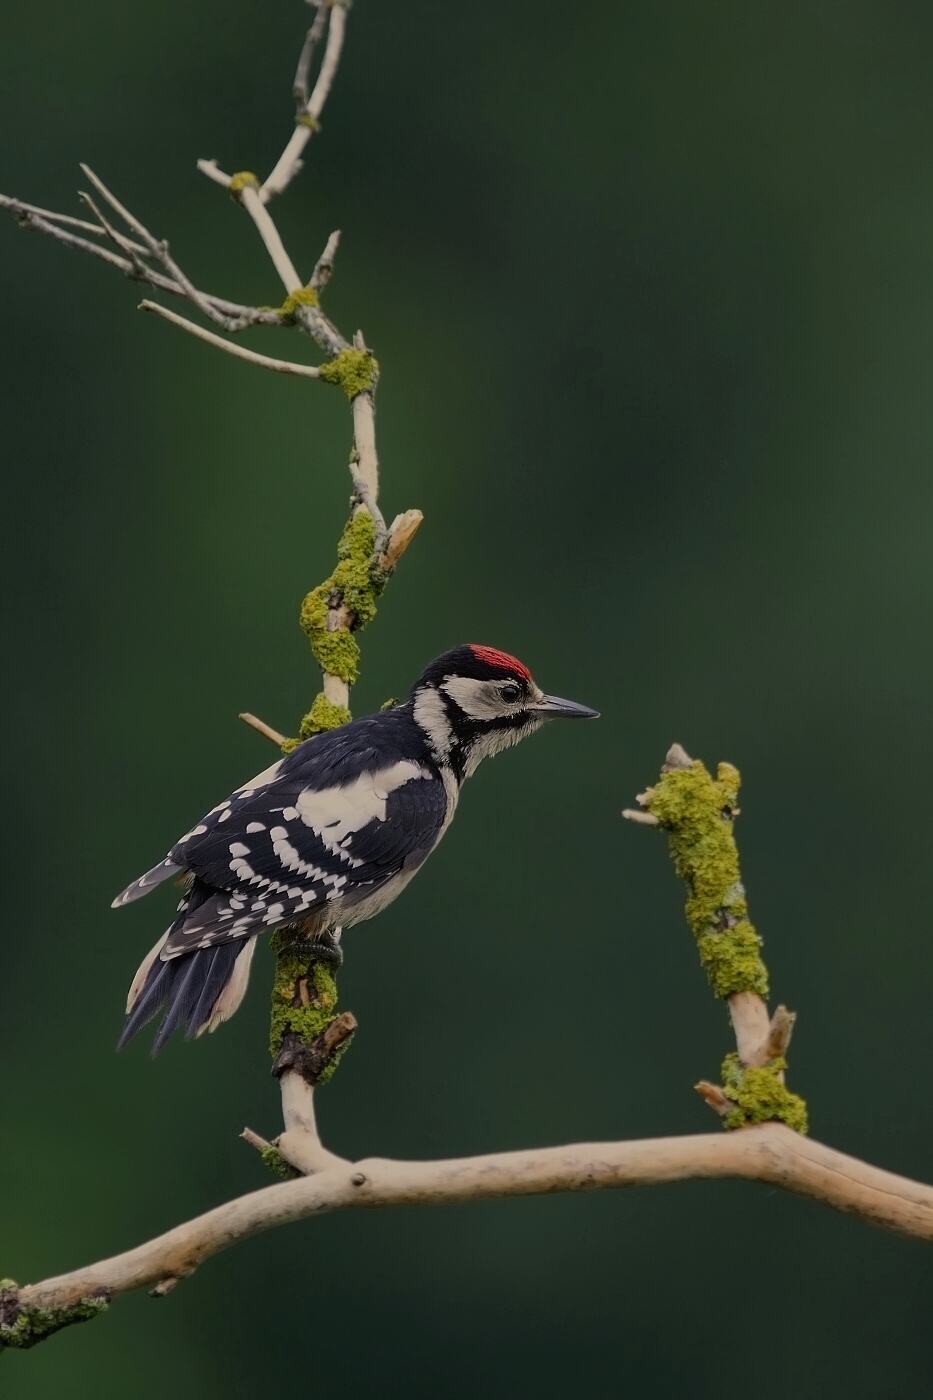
[294,761,430,851]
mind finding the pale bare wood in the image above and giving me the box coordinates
[238,713,288,747]
[139,301,321,378]
[17,1125,933,1315]
[728,990,773,1067]
[237,184,302,292]
[378,510,424,573]
[622,808,660,827]
[262,0,348,202]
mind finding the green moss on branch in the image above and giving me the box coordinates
[720,1054,809,1134]
[0,1280,109,1351]
[641,751,807,1134]
[278,286,320,320]
[269,934,339,1058]
[319,347,379,400]
[296,509,386,699]
[646,760,768,999]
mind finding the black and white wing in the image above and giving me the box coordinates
[113,718,450,959]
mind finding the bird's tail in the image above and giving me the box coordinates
[118,934,257,1055]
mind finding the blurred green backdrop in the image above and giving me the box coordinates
[4,0,933,1394]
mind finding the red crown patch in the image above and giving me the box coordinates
[468,645,532,680]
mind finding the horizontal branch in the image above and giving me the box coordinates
[14,1124,933,1316]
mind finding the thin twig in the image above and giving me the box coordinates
[293,0,329,107]
[238,713,288,746]
[139,301,321,378]
[262,0,349,203]
[310,229,341,292]
[15,1124,933,1319]
[0,197,284,325]
[196,158,233,189]
[80,164,247,333]
[237,184,302,292]
[377,511,424,573]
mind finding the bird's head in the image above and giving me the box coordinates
[410,644,598,778]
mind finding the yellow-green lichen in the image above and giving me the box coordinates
[228,170,260,194]
[0,1280,109,1351]
[279,286,319,320]
[268,932,339,1059]
[720,1053,809,1134]
[259,1145,301,1180]
[268,930,354,1086]
[319,347,379,400]
[646,761,768,999]
[290,693,352,748]
[298,509,384,688]
[296,113,321,130]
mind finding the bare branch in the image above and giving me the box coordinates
[80,164,249,332]
[238,713,288,746]
[728,990,773,1067]
[196,158,233,189]
[262,0,349,203]
[237,183,302,292]
[293,1,329,108]
[14,1124,933,1320]
[139,301,321,378]
[622,808,660,827]
[0,196,284,326]
[377,510,424,573]
[310,229,341,292]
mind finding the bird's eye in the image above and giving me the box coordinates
[500,682,522,703]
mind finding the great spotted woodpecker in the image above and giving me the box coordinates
[114,644,598,1052]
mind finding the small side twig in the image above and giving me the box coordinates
[238,713,288,747]
[262,0,348,202]
[293,0,329,108]
[139,301,321,378]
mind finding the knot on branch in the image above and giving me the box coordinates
[0,1279,109,1351]
[319,347,379,400]
[718,1053,809,1134]
[274,1012,358,1086]
[268,930,356,1087]
[644,756,768,999]
[298,509,386,688]
[228,170,260,196]
[296,114,321,130]
[279,285,320,320]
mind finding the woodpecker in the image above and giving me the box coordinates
[114,644,598,1052]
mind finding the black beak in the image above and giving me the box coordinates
[532,694,600,719]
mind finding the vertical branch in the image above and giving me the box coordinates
[624,744,808,1133]
[262,0,349,203]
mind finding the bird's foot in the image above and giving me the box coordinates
[311,928,344,970]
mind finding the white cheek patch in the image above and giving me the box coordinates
[441,676,517,721]
[295,761,429,849]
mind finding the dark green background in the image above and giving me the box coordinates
[3,1,933,1394]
